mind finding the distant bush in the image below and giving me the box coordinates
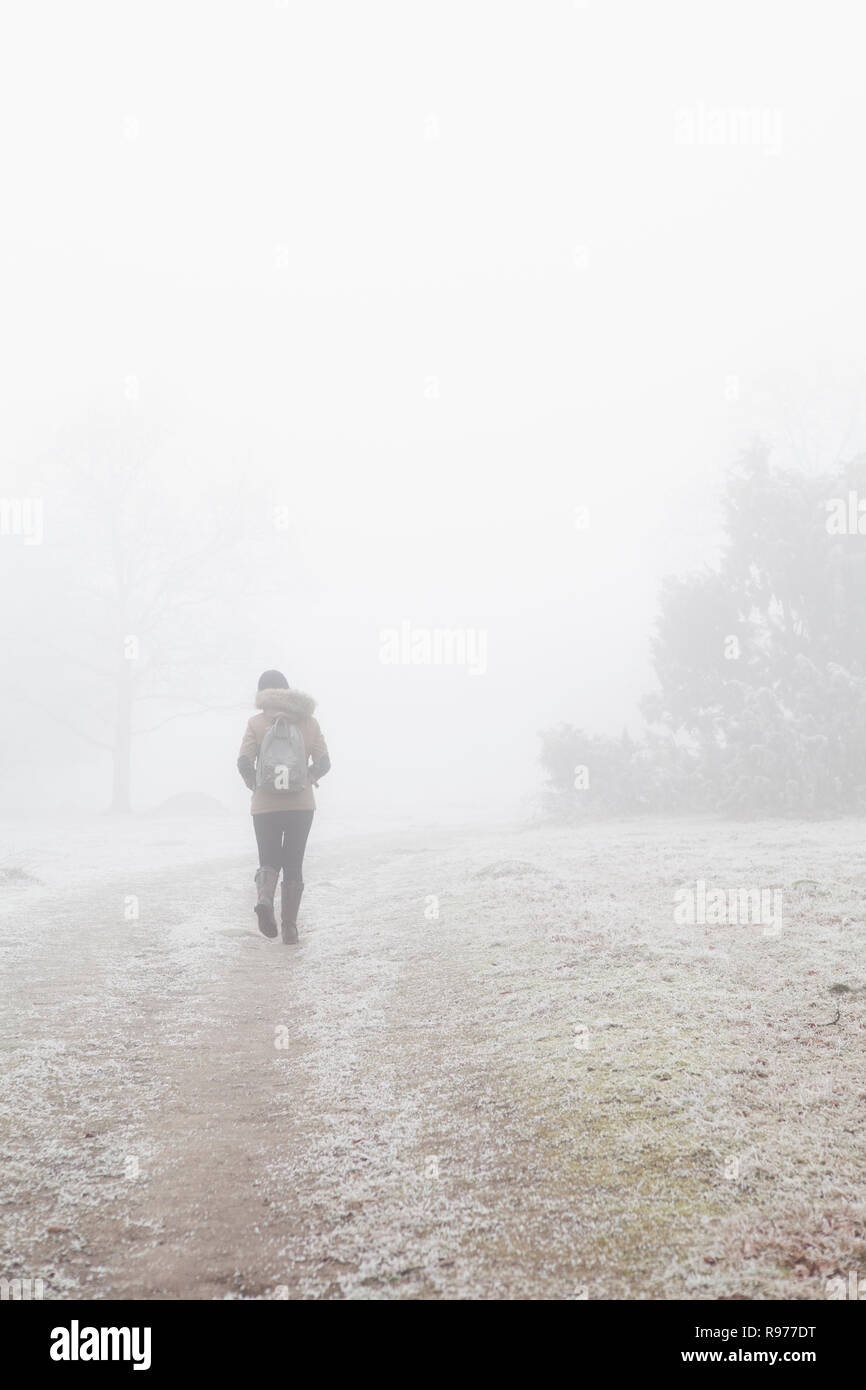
[0,865,40,886]
[538,725,702,817]
[541,447,866,818]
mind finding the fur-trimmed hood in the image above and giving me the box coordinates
[254,687,317,719]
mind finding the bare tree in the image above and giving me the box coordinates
[4,409,303,811]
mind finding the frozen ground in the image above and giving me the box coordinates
[1,813,864,1300]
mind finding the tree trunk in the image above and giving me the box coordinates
[111,659,133,813]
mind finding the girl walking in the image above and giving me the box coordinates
[237,670,331,944]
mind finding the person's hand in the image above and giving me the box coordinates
[308,754,331,786]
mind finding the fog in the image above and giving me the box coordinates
[3,1,865,819]
[3,1,866,1318]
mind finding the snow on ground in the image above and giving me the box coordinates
[1,813,864,1299]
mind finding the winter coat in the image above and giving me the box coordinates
[238,688,329,814]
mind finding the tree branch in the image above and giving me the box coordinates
[9,687,114,751]
[133,701,245,736]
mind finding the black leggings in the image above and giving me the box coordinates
[253,810,314,878]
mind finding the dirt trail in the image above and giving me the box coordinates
[1,818,865,1299]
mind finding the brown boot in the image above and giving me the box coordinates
[254,866,279,938]
[280,877,304,945]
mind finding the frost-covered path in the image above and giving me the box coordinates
[1,816,865,1299]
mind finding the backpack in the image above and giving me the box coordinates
[256,715,307,794]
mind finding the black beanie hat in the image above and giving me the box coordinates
[257,669,289,691]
